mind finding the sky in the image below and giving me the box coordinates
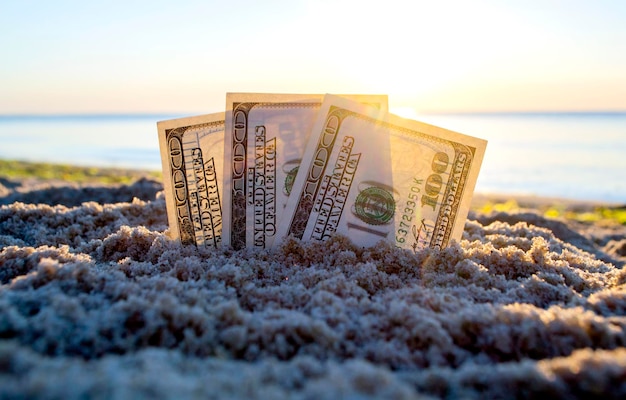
[1,0,625,115]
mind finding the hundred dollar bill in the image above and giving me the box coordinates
[274,94,487,251]
[157,113,224,247]
[222,93,388,250]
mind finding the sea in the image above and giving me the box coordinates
[1,112,625,203]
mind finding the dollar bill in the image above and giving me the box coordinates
[157,113,225,247]
[274,94,487,251]
[222,93,388,250]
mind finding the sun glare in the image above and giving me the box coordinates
[298,1,511,111]
[299,0,573,113]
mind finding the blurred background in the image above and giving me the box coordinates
[1,0,625,201]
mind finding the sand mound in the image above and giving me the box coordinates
[1,179,625,399]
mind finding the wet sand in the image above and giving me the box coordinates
[1,175,625,398]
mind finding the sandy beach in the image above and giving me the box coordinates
[1,171,625,399]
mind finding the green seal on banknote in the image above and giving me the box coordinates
[354,187,395,225]
[284,166,299,196]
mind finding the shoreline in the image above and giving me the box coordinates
[2,159,625,231]
[0,158,621,207]
[2,162,625,253]
[471,192,624,211]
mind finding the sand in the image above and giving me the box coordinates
[1,176,625,399]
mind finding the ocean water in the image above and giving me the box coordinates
[1,112,625,203]
[0,115,171,172]
[418,112,626,203]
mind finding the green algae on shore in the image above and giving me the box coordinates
[0,159,160,185]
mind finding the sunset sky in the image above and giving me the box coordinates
[1,0,625,115]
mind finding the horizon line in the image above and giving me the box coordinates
[1,110,626,118]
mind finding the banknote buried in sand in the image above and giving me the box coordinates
[157,93,487,251]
